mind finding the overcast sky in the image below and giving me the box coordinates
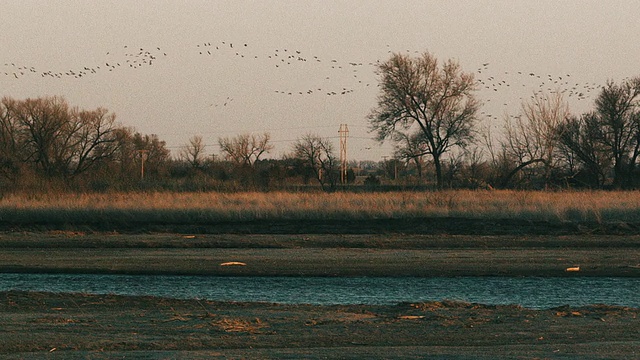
[2,1,639,161]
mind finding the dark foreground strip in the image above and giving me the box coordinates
[1,218,639,235]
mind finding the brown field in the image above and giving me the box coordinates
[3,190,640,227]
[1,190,639,358]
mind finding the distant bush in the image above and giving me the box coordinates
[364,174,381,187]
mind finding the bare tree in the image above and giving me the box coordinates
[111,126,137,177]
[368,51,480,188]
[132,132,171,178]
[553,77,640,188]
[0,97,23,181]
[3,96,121,179]
[69,107,121,176]
[479,124,512,187]
[218,132,273,166]
[557,113,610,187]
[593,77,640,187]
[292,133,338,190]
[392,131,427,179]
[462,146,492,188]
[502,91,570,187]
[179,135,206,169]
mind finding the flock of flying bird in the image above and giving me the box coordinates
[3,46,164,80]
[473,62,602,121]
[194,40,373,97]
[476,64,599,101]
[2,40,604,118]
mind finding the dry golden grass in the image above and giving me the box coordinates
[209,317,268,333]
[1,190,640,223]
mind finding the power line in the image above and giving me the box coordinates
[153,124,340,137]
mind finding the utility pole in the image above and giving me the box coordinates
[339,124,349,184]
[394,159,398,181]
[137,150,149,180]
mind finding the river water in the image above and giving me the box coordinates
[1,274,638,309]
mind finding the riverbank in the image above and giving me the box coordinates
[1,291,638,359]
[1,228,639,358]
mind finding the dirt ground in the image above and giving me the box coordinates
[1,232,639,277]
[1,291,638,359]
[0,230,639,358]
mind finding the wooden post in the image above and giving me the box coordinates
[137,150,149,180]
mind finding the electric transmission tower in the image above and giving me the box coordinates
[339,124,349,184]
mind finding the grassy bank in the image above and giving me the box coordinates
[1,190,640,223]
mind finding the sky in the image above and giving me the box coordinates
[2,1,640,162]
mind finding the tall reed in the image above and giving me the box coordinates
[1,190,640,223]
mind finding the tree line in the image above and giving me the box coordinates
[2,51,639,192]
[369,52,640,190]
[0,95,344,192]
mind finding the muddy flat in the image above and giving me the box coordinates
[1,291,638,359]
[1,233,639,277]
